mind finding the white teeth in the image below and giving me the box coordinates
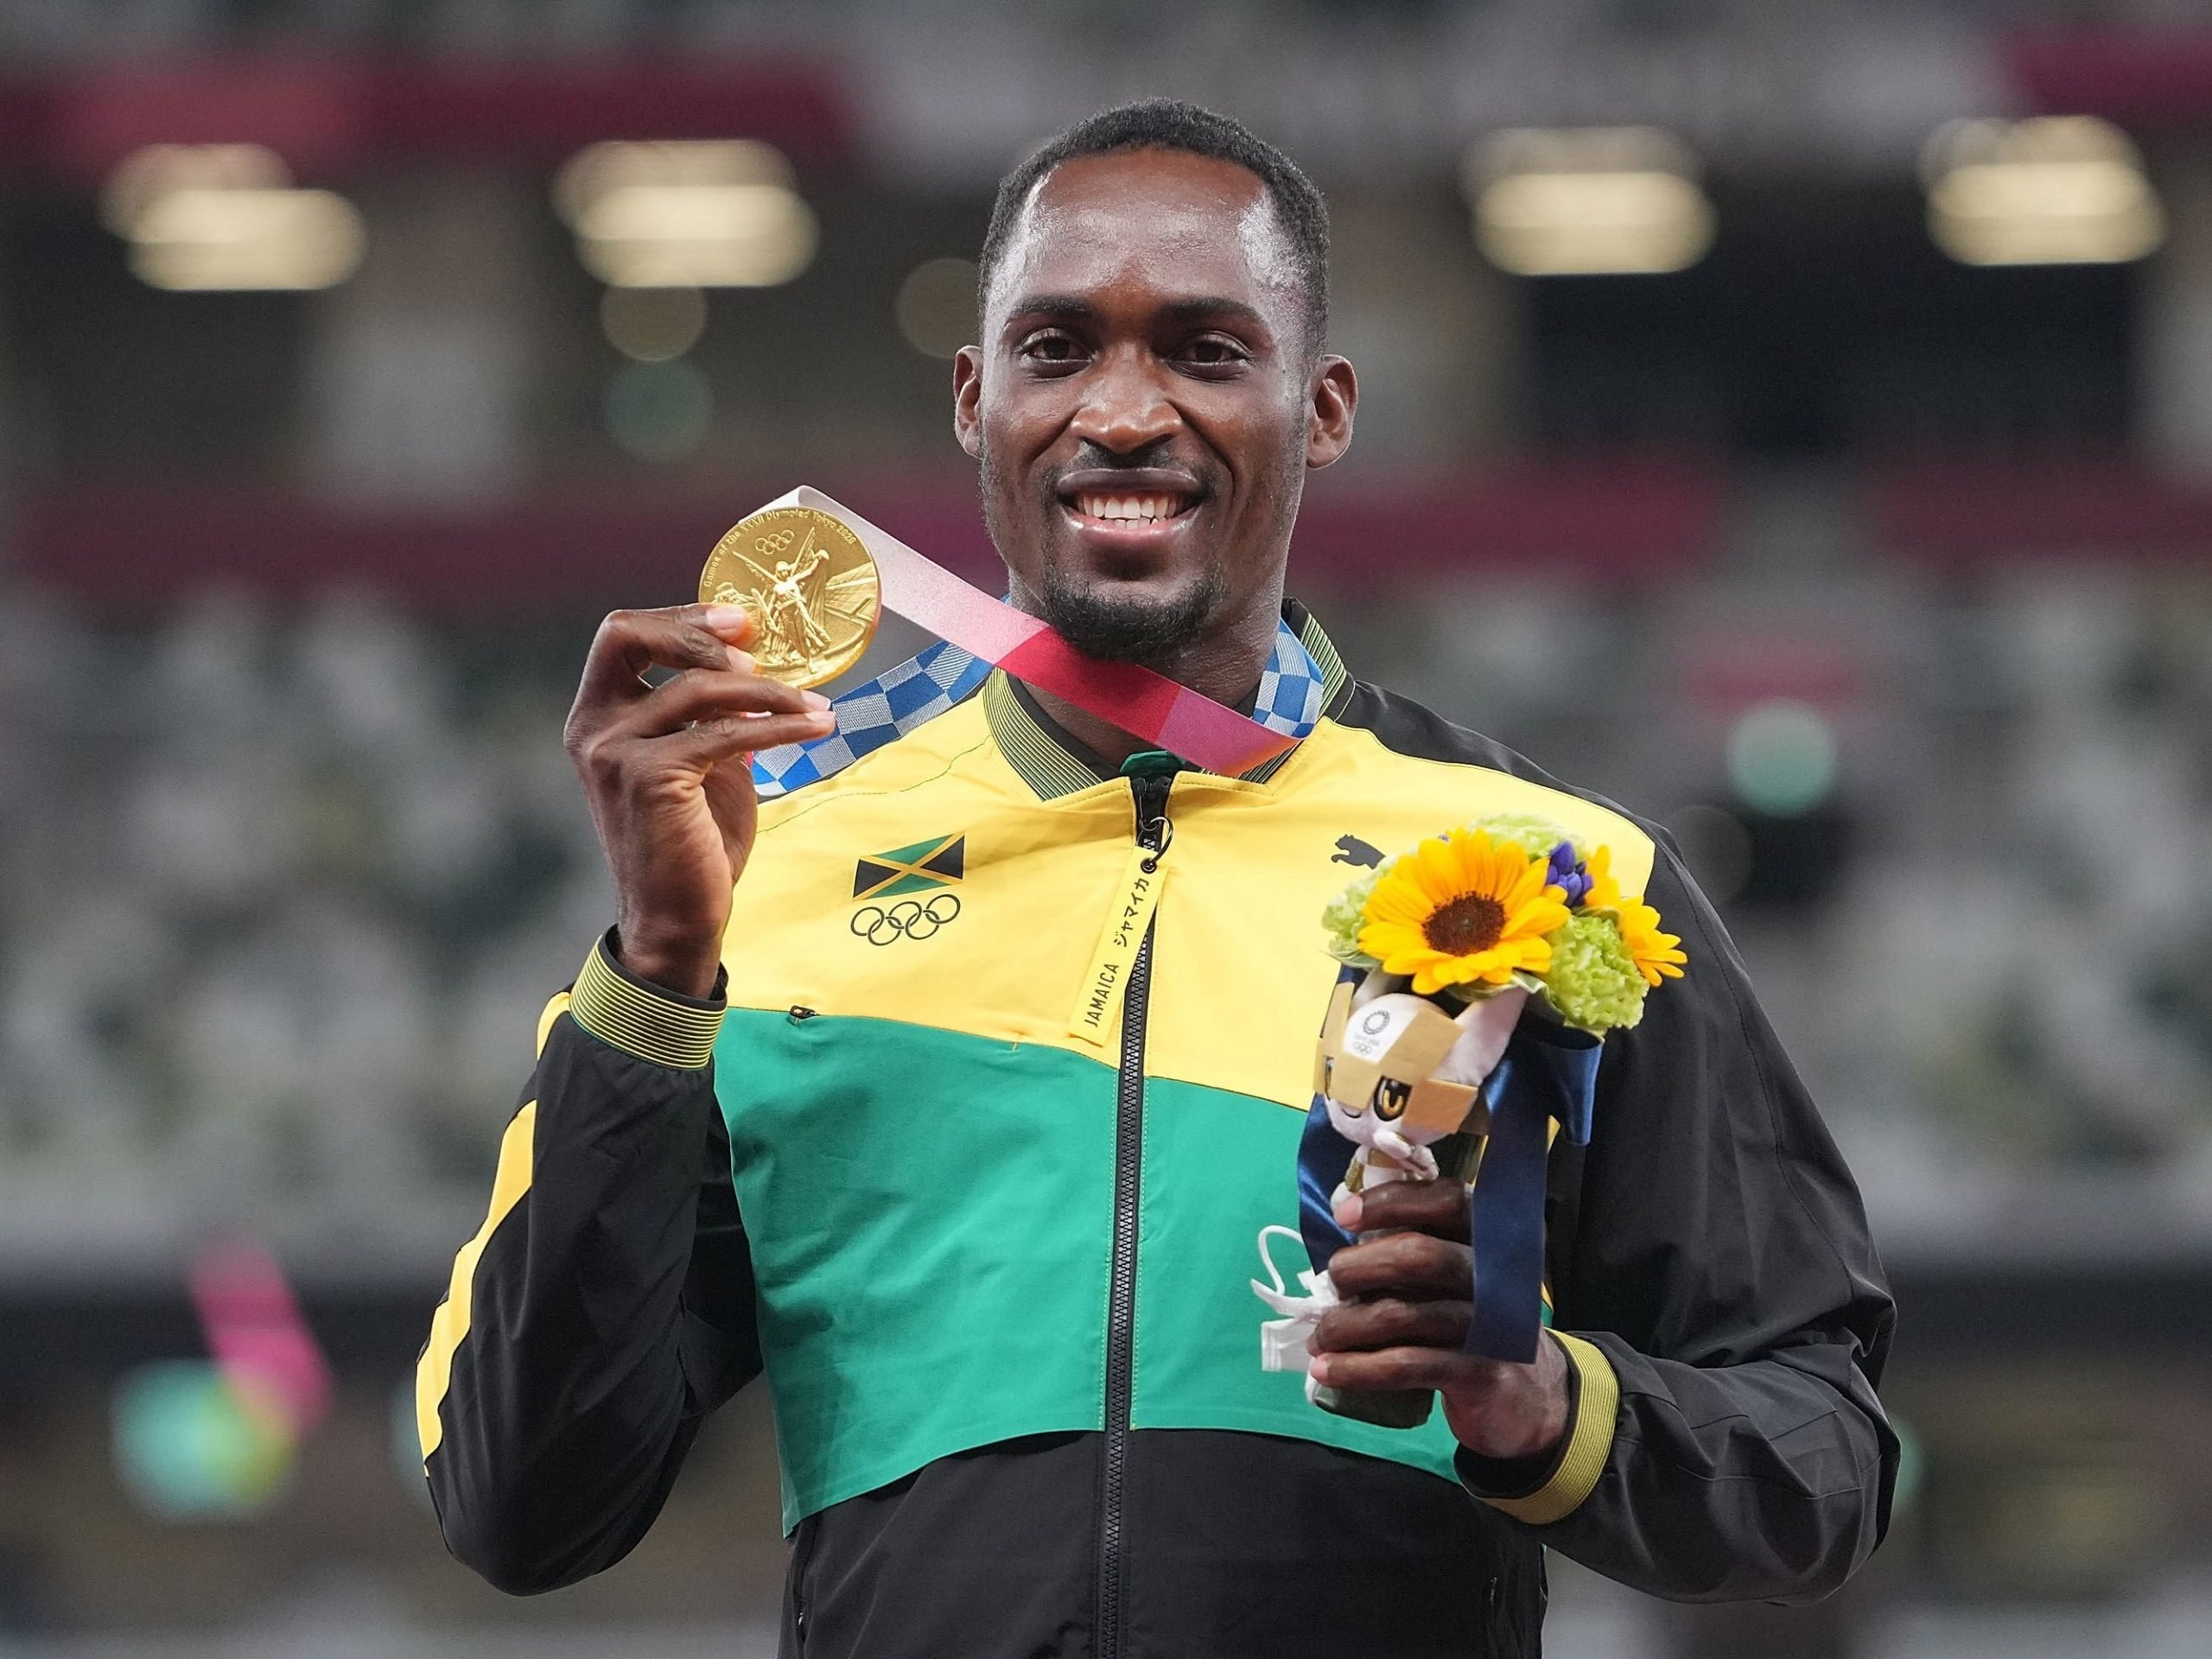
[1076,493,1183,524]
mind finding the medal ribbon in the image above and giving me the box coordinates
[764,487,1303,779]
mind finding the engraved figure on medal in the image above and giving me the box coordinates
[701,505,880,690]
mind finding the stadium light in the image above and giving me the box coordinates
[1462,127,1714,277]
[554,140,817,288]
[101,143,365,292]
[1923,117,2164,267]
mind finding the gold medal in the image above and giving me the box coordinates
[699,505,880,690]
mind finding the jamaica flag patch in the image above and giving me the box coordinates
[853,835,965,900]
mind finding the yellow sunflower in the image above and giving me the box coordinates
[1357,830,1571,996]
[1581,843,1624,914]
[1616,899,1688,986]
[1580,844,1688,986]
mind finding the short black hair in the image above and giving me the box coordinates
[977,99,1330,354]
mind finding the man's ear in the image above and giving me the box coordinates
[1305,354,1357,470]
[953,346,984,459]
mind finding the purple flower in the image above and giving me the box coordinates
[1548,841,1592,906]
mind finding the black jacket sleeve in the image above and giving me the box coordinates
[1465,842,1899,1603]
[416,934,760,1595]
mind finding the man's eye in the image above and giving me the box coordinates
[1019,334,1086,365]
[1182,336,1250,368]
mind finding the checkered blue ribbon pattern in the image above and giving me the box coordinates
[751,618,1325,800]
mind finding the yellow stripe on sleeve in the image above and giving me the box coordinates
[416,1101,538,1462]
[535,988,573,1056]
[416,989,570,1463]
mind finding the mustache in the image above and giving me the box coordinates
[1045,444,1217,499]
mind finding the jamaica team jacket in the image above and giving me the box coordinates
[416,601,1897,1658]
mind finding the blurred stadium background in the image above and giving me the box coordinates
[3,1,2211,1655]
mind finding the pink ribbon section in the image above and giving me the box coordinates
[785,487,1299,777]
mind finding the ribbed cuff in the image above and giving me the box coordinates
[1459,1332,1620,1526]
[569,928,727,1071]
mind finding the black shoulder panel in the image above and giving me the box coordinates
[1333,680,1665,845]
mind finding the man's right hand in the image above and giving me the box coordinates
[564,604,836,997]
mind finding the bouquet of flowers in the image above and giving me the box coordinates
[1254,814,1685,1421]
[1325,811,1684,1030]
[1318,814,1685,1185]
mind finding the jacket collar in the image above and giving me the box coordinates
[985,600,1351,802]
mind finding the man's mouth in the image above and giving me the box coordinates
[1068,490,1198,527]
[1055,468,1206,537]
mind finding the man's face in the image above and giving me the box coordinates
[956,149,1355,669]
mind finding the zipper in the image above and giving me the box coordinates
[1096,764,1174,1659]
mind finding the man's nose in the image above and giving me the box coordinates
[1068,349,1183,455]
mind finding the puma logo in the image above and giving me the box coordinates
[1332,835,1383,868]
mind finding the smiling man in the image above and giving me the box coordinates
[416,102,1897,1658]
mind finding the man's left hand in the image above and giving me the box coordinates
[1309,1180,1570,1463]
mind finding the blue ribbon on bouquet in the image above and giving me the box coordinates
[1296,967,1602,1366]
[1459,1020,1599,1363]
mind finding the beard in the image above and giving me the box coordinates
[1033,557,1228,666]
[979,443,1230,670]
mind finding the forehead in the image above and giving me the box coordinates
[988,148,1300,326]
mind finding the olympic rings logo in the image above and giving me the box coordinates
[850,893,962,945]
[755,527,797,557]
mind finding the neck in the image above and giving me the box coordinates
[1024,589,1285,768]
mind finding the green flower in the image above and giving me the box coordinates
[1470,813,1577,865]
[1542,911,1649,1034]
[1321,864,1386,965]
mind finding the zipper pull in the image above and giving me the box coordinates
[1129,766,1174,861]
[1067,766,1178,1046]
